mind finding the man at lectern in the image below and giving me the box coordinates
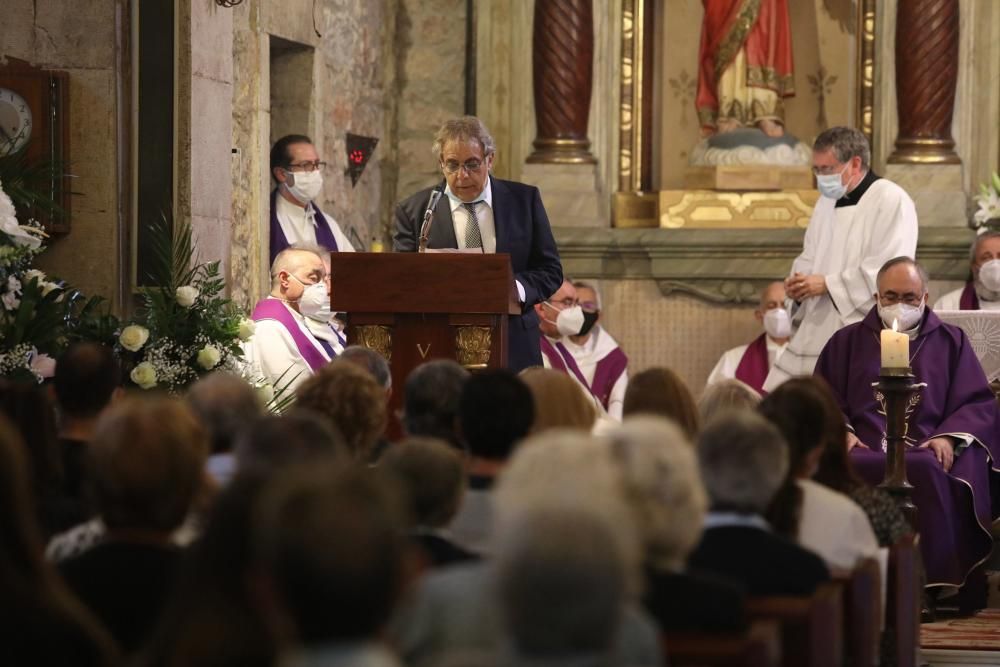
[393,116,563,372]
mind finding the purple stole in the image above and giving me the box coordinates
[959,282,980,310]
[269,189,340,264]
[251,299,328,372]
[539,337,629,411]
[734,333,770,394]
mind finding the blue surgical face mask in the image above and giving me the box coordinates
[816,163,850,200]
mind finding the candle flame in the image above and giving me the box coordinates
[891,318,899,332]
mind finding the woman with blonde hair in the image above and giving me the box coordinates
[519,367,597,433]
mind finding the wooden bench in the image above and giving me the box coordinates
[886,534,920,667]
[745,581,844,667]
[663,620,782,667]
[835,556,882,667]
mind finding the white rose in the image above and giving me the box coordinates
[197,344,221,370]
[119,325,150,352]
[130,362,157,389]
[238,318,256,341]
[23,269,46,284]
[40,281,61,297]
[255,382,275,405]
[176,285,199,308]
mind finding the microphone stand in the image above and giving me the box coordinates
[418,189,443,253]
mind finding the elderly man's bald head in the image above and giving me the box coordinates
[876,257,928,296]
[270,248,325,291]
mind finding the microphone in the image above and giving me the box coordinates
[418,186,444,253]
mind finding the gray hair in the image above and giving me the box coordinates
[339,345,392,391]
[971,231,1000,261]
[269,247,325,288]
[402,360,470,448]
[607,416,707,570]
[495,508,627,659]
[813,126,871,171]
[697,411,789,513]
[185,372,265,455]
[876,256,929,293]
[572,279,603,310]
[698,379,761,426]
[432,116,496,159]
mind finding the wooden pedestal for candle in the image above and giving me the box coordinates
[874,368,925,529]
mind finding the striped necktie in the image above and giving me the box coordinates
[463,202,483,249]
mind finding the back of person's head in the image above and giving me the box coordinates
[0,413,45,585]
[697,411,788,514]
[622,367,700,439]
[699,379,761,425]
[495,430,640,593]
[186,372,264,455]
[339,345,392,392]
[379,437,465,528]
[458,370,534,461]
[235,410,347,476]
[253,466,407,645]
[90,396,209,533]
[519,367,596,433]
[0,379,63,504]
[294,360,387,461]
[495,507,626,661]
[402,360,469,448]
[54,343,121,420]
[607,416,707,570]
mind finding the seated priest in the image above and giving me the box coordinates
[297,243,347,358]
[815,256,1000,609]
[706,281,790,394]
[934,231,1000,311]
[534,280,616,419]
[247,247,334,393]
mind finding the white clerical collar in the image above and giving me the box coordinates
[704,511,771,532]
[446,178,493,212]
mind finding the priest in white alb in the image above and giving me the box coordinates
[934,231,1000,311]
[763,126,918,392]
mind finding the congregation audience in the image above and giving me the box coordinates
[186,371,264,486]
[401,359,469,449]
[622,367,701,439]
[519,366,597,433]
[697,378,760,424]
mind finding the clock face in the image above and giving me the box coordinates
[0,87,32,156]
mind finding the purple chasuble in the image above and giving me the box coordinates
[269,188,340,265]
[540,337,628,411]
[251,299,329,372]
[734,333,770,394]
[815,306,1000,587]
[959,282,980,310]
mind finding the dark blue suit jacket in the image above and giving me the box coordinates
[393,177,563,372]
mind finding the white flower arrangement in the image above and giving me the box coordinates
[972,172,1000,232]
[176,285,199,308]
[119,324,150,352]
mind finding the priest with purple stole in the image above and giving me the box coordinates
[706,281,790,394]
[535,280,628,420]
[269,134,354,265]
[934,231,1000,311]
[815,257,1000,608]
[248,247,334,393]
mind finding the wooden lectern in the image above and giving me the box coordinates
[329,253,520,438]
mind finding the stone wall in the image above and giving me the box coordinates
[3,0,123,309]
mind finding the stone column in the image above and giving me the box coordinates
[527,0,596,164]
[889,0,960,164]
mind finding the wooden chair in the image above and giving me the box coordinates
[886,534,920,667]
[745,581,844,667]
[835,556,882,667]
[663,620,782,667]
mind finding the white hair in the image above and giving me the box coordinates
[607,416,707,570]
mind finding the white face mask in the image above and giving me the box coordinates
[298,282,332,322]
[544,302,586,338]
[762,307,792,340]
[816,163,849,200]
[978,259,1000,292]
[283,170,324,203]
[878,301,924,331]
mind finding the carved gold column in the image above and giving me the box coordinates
[889,0,961,164]
[527,0,596,164]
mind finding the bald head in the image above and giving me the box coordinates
[876,257,928,304]
[756,281,785,314]
[270,248,325,294]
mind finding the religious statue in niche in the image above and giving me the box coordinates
[690,0,810,168]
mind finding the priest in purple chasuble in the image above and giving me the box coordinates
[707,281,790,394]
[815,258,1000,604]
[934,231,1000,312]
[247,247,334,394]
[535,280,629,420]
[269,134,355,265]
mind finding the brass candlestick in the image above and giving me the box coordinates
[873,367,926,528]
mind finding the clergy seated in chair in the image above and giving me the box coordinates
[706,281,790,394]
[689,411,831,597]
[934,231,1000,311]
[815,257,1000,610]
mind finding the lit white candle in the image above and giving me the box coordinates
[880,318,909,369]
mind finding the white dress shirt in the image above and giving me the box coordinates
[796,478,879,571]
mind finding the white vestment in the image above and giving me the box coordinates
[275,193,356,252]
[245,298,332,394]
[763,177,918,391]
[560,327,629,420]
[934,287,1000,311]
[303,316,347,356]
[706,336,787,388]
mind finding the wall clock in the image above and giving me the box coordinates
[0,57,71,233]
